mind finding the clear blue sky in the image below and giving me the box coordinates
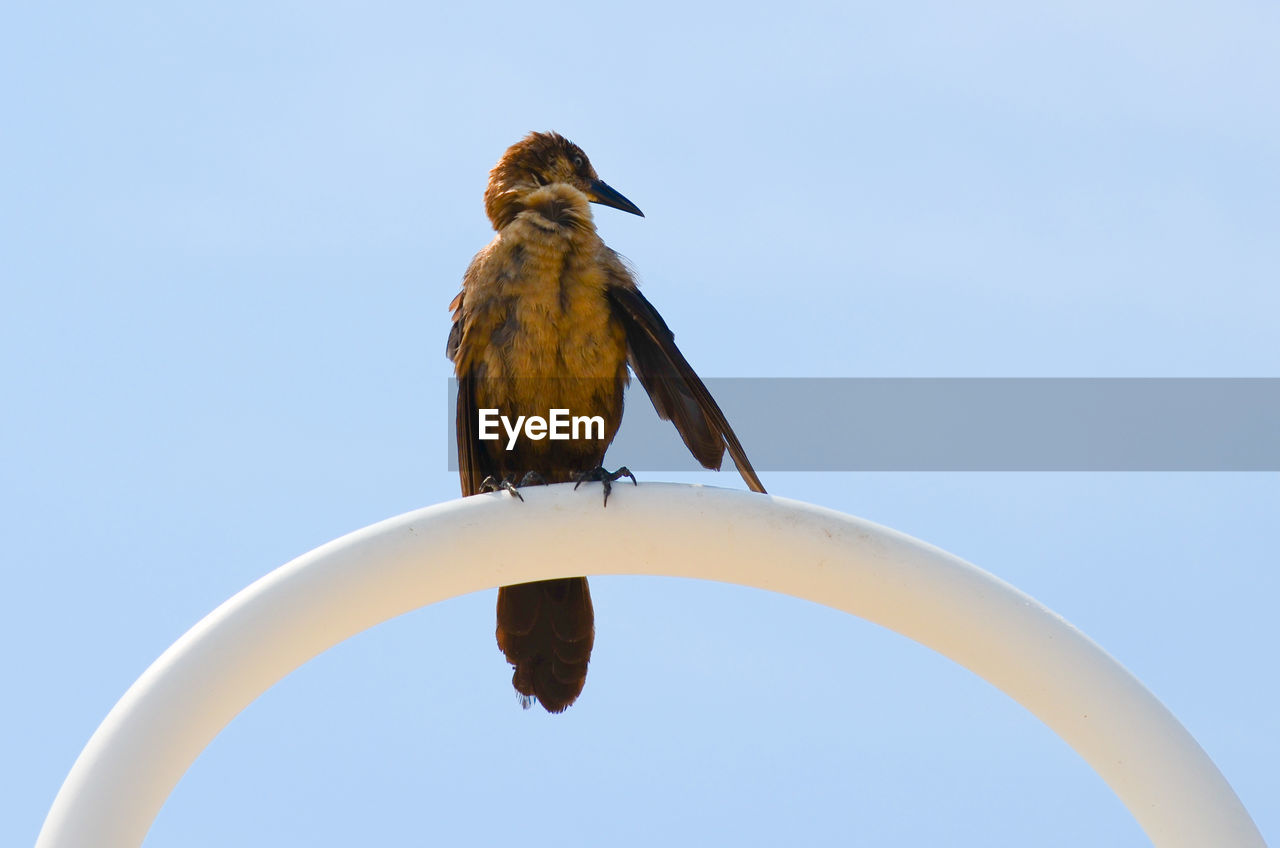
[4,2,1276,845]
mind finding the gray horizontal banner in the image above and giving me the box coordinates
[447,378,1280,472]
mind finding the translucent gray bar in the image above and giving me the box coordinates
[447,379,1280,471]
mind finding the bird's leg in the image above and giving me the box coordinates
[479,475,524,501]
[573,466,637,507]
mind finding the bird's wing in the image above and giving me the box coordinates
[605,282,766,494]
[447,291,486,497]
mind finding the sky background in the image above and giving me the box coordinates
[4,2,1277,845]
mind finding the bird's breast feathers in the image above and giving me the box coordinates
[458,221,628,392]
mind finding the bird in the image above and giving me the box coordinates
[447,131,766,713]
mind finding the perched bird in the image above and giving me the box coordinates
[447,131,765,713]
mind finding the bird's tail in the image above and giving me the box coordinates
[496,577,594,713]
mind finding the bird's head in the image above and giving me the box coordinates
[484,131,643,230]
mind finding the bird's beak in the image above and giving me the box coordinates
[586,179,644,217]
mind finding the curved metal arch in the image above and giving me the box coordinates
[37,484,1266,847]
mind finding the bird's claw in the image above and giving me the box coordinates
[479,472,549,501]
[479,475,523,501]
[573,465,637,507]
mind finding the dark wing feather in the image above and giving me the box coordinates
[606,284,766,494]
[448,291,487,497]
[455,368,487,496]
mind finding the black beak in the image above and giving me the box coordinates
[586,179,644,217]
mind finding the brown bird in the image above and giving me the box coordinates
[447,131,766,713]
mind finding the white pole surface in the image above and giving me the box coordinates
[37,484,1266,847]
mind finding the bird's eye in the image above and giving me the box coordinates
[572,155,584,169]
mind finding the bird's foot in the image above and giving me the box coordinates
[479,475,523,501]
[572,465,637,507]
[479,472,549,501]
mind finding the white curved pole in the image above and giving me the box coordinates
[37,484,1265,847]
